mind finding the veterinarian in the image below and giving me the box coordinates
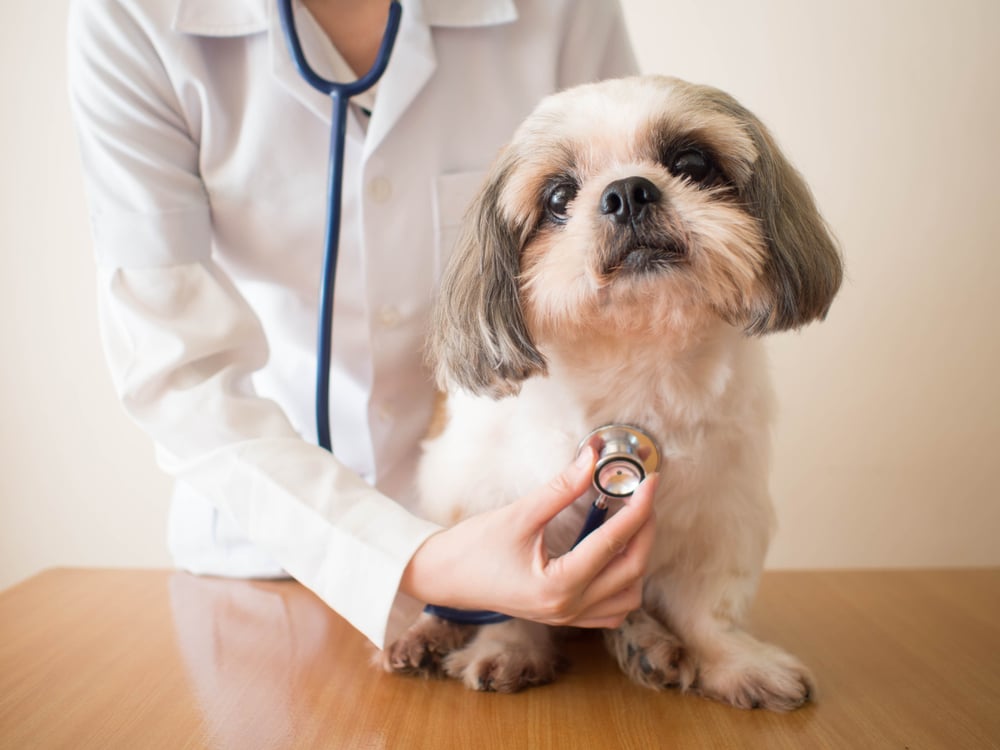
[68,0,656,648]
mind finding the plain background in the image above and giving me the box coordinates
[1,0,998,592]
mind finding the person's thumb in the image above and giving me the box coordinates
[520,445,596,530]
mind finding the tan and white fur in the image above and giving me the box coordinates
[384,76,842,710]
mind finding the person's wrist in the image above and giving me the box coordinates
[399,529,451,606]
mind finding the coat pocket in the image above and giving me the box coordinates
[432,170,486,283]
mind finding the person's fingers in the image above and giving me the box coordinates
[575,506,657,610]
[566,579,644,628]
[567,614,632,629]
[555,472,659,586]
[519,445,596,530]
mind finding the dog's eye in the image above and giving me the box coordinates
[545,183,578,222]
[669,149,717,186]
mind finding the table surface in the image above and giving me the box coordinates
[0,568,998,749]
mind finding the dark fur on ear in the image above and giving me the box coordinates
[427,153,547,398]
[703,88,843,334]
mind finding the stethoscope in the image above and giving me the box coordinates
[277,1,661,625]
[276,0,402,453]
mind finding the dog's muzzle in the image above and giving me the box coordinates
[598,176,684,276]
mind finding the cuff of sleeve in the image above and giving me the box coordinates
[308,501,443,649]
[381,531,442,648]
[171,437,443,650]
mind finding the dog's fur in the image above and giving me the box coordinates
[383,75,842,710]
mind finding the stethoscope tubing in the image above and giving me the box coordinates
[276,0,402,452]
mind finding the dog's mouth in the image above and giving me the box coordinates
[600,240,686,278]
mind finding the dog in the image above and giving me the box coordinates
[383,75,842,711]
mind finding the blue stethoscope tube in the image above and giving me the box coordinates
[276,0,402,453]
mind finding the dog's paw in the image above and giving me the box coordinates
[380,613,476,677]
[445,646,558,693]
[604,610,694,691]
[443,620,559,693]
[695,638,814,711]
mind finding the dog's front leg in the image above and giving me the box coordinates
[603,609,694,691]
[646,569,814,711]
[686,616,813,711]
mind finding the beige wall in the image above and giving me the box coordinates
[620,0,1000,568]
[2,1,998,591]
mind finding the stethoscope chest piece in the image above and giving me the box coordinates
[578,424,660,498]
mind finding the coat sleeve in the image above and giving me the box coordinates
[67,0,440,648]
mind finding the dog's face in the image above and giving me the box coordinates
[432,76,842,397]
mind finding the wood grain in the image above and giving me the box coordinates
[1,568,997,749]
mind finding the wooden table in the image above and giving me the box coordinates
[0,568,997,749]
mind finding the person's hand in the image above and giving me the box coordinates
[400,446,658,629]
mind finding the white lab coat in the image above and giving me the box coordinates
[67,0,638,647]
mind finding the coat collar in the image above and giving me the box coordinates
[171,0,516,35]
[172,0,269,36]
[173,0,517,156]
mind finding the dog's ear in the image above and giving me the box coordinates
[735,108,843,334]
[428,152,547,398]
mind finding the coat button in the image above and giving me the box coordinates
[378,305,401,327]
[368,177,392,203]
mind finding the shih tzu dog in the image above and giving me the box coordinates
[383,75,842,711]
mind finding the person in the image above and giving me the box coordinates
[67,0,657,649]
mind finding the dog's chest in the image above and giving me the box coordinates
[418,335,771,530]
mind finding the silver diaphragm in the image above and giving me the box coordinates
[578,424,660,498]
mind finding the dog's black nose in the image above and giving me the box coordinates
[600,177,661,225]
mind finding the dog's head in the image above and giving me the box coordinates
[431,75,842,397]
